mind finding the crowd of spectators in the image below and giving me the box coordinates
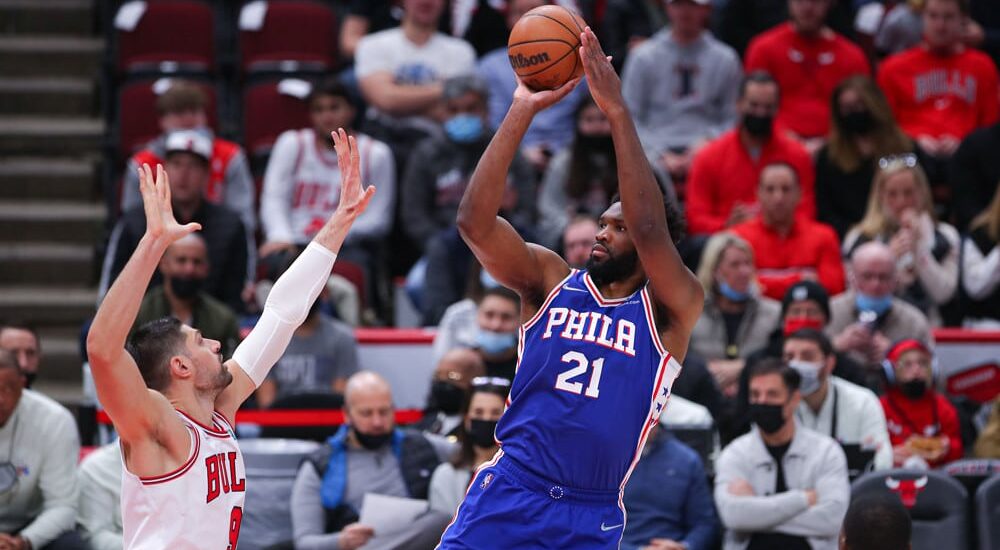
[11,0,1000,548]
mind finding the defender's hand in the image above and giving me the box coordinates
[578,26,624,116]
[138,163,201,244]
[331,128,376,219]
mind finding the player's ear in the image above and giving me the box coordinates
[169,354,194,380]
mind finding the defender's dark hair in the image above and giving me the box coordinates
[126,317,186,391]
[841,493,912,550]
[747,357,801,393]
[785,328,834,357]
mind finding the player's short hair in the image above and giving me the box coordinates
[0,349,19,375]
[608,193,686,245]
[747,358,801,393]
[126,317,186,391]
[156,80,207,116]
[739,70,780,101]
[785,328,834,358]
[306,78,355,109]
[841,493,912,550]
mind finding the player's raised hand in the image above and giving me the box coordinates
[578,26,625,116]
[138,163,201,243]
[331,128,376,220]
[513,73,582,114]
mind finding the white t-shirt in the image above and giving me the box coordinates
[355,28,476,126]
[260,129,395,245]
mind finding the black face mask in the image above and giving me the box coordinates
[840,110,876,135]
[467,419,498,449]
[742,113,773,138]
[169,276,205,300]
[900,379,928,399]
[429,381,466,415]
[749,403,787,434]
[22,371,36,389]
[577,134,614,153]
[352,427,393,450]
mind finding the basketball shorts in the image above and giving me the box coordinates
[437,453,625,549]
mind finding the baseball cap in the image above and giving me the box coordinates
[781,280,831,320]
[164,130,212,162]
[886,339,932,364]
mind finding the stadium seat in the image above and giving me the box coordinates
[851,469,969,550]
[115,1,215,75]
[242,79,311,161]
[942,459,1000,503]
[117,78,218,158]
[239,1,337,76]
[240,438,321,549]
[976,475,1000,550]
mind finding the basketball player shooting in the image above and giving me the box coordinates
[437,28,704,549]
[86,129,374,549]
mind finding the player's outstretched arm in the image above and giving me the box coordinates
[86,165,202,442]
[578,27,704,356]
[216,129,375,421]
[456,76,579,310]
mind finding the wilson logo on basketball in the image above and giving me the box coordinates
[509,52,552,69]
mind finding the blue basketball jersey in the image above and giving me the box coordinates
[495,269,682,492]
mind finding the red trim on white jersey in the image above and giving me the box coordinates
[138,424,200,485]
[176,409,231,439]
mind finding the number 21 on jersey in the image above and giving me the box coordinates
[554,351,604,398]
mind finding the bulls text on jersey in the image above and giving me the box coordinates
[206,451,246,504]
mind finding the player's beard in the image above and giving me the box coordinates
[214,357,233,390]
[586,247,638,287]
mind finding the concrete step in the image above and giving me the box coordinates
[0,77,95,116]
[30,336,83,386]
[0,116,104,156]
[0,0,94,36]
[0,286,96,326]
[0,242,94,285]
[0,201,104,243]
[0,36,102,78]
[0,157,97,201]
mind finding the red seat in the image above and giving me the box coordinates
[239,1,337,75]
[242,79,311,159]
[117,78,218,158]
[116,1,215,75]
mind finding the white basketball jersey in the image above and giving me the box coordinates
[121,410,247,550]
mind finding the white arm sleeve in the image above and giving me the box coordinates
[232,242,336,386]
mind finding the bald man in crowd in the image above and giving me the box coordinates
[827,242,931,379]
[290,372,450,550]
[132,233,241,358]
[0,322,41,389]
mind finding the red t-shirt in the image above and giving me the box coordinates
[880,387,963,467]
[877,44,1000,141]
[686,129,815,235]
[745,23,870,139]
[730,216,845,300]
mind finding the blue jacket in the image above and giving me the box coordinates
[621,431,720,550]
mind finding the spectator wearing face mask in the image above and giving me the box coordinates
[418,349,486,440]
[691,233,781,398]
[815,76,924,239]
[715,359,849,550]
[132,233,240,358]
[471,287,521,383]
[686,71,815,237]
[537,97,675,250]
[827,241,932,377]
[429,378,509,515]
[291,372,449,550]
[879,339,962,468]
[783,329,892,475]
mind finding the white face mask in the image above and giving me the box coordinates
[788,360,824,395]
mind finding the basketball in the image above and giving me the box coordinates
[507,5,586,91]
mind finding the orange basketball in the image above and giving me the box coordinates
[507,5,586,91]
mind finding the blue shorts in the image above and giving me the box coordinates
[437,453,626,549]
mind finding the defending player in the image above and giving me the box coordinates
[86,129,374,549]
[437,28,704,549]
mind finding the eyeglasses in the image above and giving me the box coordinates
[471,376,511,388]
[878,153,917,170]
